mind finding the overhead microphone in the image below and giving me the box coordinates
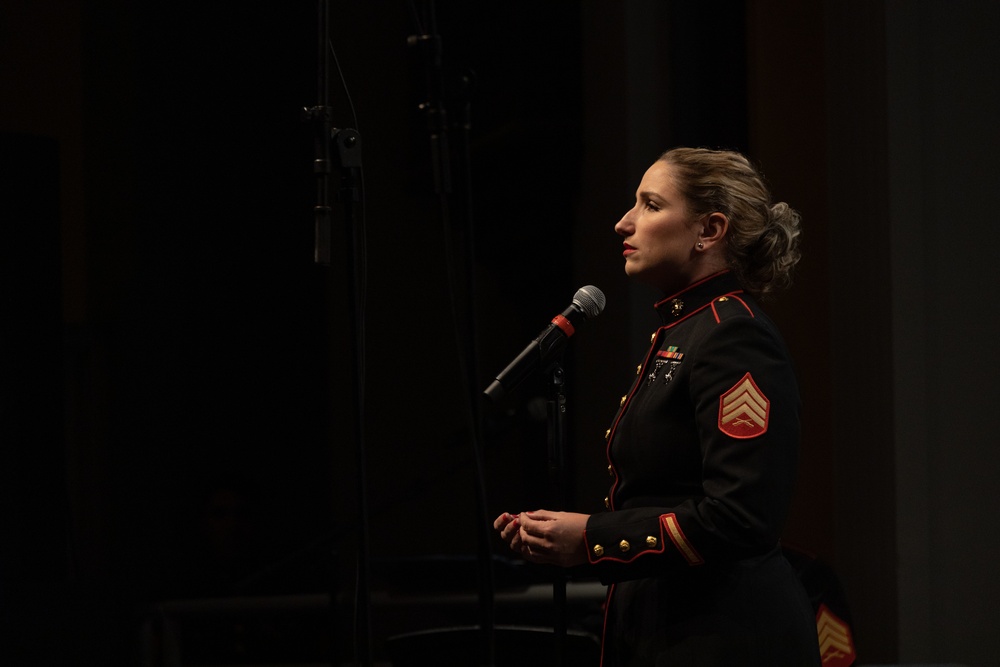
[483,285,606,402]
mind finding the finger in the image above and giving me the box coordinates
[518,512,547,538]
[523,509,553,522]
[518,524,550,554]
[493,512,513,531]
[508,519,522,545]
[516,517,543,549]
[495,518,519,549]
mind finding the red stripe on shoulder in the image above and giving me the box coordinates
[727,293,754,316]
[709,292,753,323]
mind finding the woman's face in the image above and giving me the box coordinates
[614,160,702,293]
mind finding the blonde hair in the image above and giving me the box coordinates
[659,147,801,296]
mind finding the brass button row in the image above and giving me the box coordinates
[592,536,659,558]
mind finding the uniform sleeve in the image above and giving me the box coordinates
[583,315,801,582]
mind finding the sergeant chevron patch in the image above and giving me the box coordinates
[718,372,769,438]
[816,603,856,666]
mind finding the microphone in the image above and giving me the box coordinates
[484,285,606,402]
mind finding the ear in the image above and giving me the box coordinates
[698,212,729,248]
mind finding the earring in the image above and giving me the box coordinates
[696,242,704,249]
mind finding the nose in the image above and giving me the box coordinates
[614,207,635,237]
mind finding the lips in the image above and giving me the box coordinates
[622,243,636,258]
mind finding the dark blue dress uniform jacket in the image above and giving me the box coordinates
[584,271,821,667]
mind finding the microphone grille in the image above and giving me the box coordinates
[573,285,606,319]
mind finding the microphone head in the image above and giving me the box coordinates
[572,285,606,320]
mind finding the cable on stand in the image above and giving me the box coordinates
[304,0,369,663]
[407,1,496,665]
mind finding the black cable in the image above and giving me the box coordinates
[315,3,371,663]
[406,2,496,664]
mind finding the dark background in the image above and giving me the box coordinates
[2,1,999,665]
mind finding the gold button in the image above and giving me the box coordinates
[636,364,642,375]
[650,332,656,343]
[619,540,630,553]
[646,536,658,548]
[717,296,729,302]
[604,496,610,509]
[593,544,604,557]
[620,395,627,406]
[607,464,614,476]
[604,428,611,440]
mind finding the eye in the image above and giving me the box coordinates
[644,199,661,212]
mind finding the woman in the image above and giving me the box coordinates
[494,147,821,666]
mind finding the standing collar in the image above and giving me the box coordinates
[653,271,744,323]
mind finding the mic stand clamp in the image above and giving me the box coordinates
[303,106,362,265]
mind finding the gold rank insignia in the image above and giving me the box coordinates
[816,603,856,667]
[718,372,770,439]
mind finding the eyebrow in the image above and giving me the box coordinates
[638,190,666,202]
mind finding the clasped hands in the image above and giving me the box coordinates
[492,509,590,567]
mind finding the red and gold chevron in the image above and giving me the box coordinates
[718,372,769,438]
[817,603,856,666]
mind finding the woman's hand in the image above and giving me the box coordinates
[493,509,590,567]
[493,511,525,553]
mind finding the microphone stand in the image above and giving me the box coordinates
[408,2,496,665]
[546,364,569,667]
[304,1,369,664]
